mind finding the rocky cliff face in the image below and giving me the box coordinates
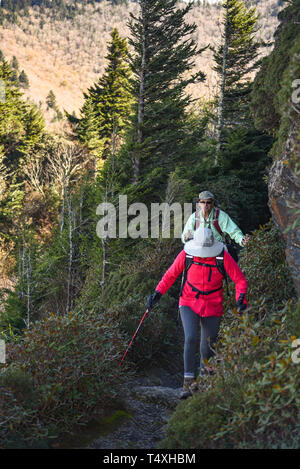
[268,122,300,297]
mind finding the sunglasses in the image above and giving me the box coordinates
[199,200,213,205]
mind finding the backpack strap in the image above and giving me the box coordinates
[194,207,200,231]
[179,254,194,297]
[187,281,223,298]
[213,208,223,237]
[192,260,218,282]
[216,249,230,296]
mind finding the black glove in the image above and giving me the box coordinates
[147,290,162,310]
[236,293,247,313]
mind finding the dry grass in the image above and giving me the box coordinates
[0,0,281,126]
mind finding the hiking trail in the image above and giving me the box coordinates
[88,365,182,449]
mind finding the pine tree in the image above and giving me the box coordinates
[76,98,103,168]
[0,60,45,173]
[46,90,57,110]
[127,0,206,183]
[11,55,19,71]
[0,60,25,167]
[76,28,133,165]
[19,69,30,89]
[20,103,46,155]
[213,0,260,159]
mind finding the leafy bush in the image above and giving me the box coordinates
[160,301,300,449]
[239,221,296,308]
[0,311,126,447]
[238,327,300,447]
[0,366,45,448]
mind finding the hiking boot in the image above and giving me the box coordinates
[179,377,199,400]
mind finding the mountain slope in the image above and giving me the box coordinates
[0,0,282,122]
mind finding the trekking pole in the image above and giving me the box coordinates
[119,308,150,367]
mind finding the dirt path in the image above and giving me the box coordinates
[88,366,183,450]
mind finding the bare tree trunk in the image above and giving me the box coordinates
[215,0,229,165]
[101,238,106,289]
[18,241,26,302]
[26,250,31,329]
[47,143,85,232]
[18,246,22,294]
[60,176,66,233]
[134,1,147,183]
[79,189,83,228]
[67,194,73,312]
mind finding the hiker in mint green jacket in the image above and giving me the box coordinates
[182,191,250,256]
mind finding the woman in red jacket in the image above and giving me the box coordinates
[147,227,248,399]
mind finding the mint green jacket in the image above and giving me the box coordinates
[181,208,245,246]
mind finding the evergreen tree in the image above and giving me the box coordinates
[11,55,19,71]
[9,55,20,85]
[213,0,260,158]
[76,98,102,167]
[0,59,47,255]
[20,103,46,155]
[0,60,26,168]
[127,0,206,184]
[0,59,46,174]
[46,90,58,110]
[76,28,133,166]
[19,69,30,89]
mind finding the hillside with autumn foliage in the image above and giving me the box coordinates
[0,0,282,124]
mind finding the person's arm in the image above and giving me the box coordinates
[181,213,195,244]
[155,250,186,296]
[223,251,248,307]
[147,250,186,310]
[218,210,245,247]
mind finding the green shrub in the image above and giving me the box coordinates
[238,327,300,448]
[0,366,46,448]
[158,375,244,449]
[0,311,126,447]
[240,221,296,308]
[160,301,300,449]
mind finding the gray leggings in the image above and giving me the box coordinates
[179,306,222,378]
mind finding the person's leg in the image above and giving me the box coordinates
[199,316,222,375]
[179,306,200,379]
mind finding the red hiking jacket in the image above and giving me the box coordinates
[155,249,248,317]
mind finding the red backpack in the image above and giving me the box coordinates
[194,207,223,235]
